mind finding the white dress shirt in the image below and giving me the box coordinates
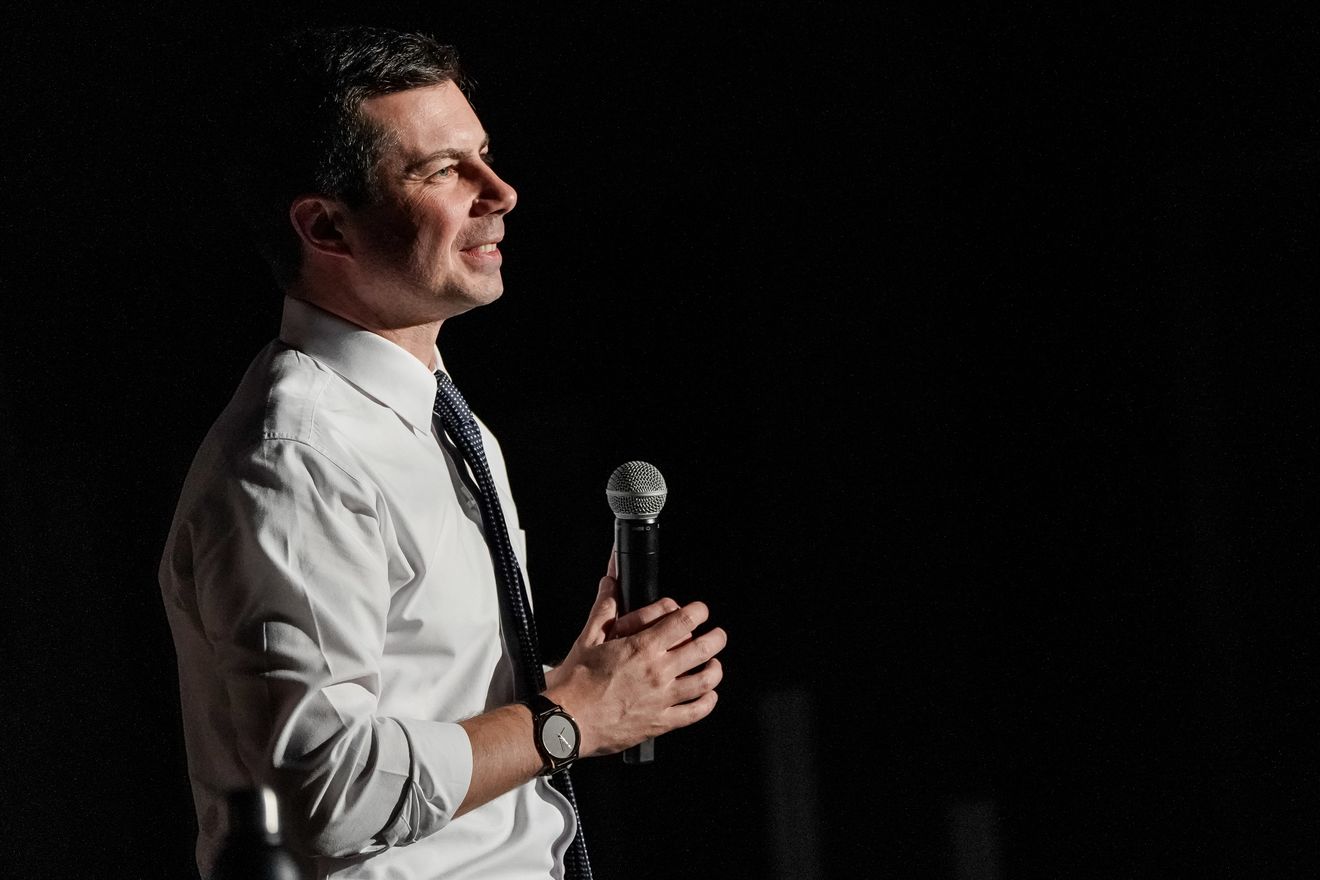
[159,296,574,879]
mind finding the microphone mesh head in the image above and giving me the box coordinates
[606,461,668,520]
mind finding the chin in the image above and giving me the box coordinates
[431,279,504,316]
[457,278,506,305]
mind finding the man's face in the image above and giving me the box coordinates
[350,81,517,324]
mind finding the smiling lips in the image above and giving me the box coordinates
[459,241,502,267]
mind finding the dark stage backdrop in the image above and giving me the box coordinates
[3,4,1316,878]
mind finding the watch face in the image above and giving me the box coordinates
[539,713,578,760]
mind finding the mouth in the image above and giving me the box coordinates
[459,239,503,268]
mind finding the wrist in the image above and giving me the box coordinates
[543,664,565,692]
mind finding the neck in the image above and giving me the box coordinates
[371,324,442,371]
[287,284,441,371]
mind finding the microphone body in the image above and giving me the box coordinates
[606,461,669,765]
[615,515,659,764]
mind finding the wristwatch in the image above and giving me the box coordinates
[521,693,580,776]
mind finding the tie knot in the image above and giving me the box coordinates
[433,369,481,448]
[434,369,471,415]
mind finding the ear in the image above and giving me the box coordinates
[289,195,352,258]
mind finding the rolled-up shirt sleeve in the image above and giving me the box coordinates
[190,435,471,858]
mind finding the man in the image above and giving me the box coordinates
[159,26,725,879]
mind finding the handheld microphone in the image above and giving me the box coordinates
[606,461,668,765]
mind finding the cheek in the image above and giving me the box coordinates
[414,209,464,257]
[412,234,453,275]
[360,200,424,264]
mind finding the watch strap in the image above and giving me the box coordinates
[522,692,560,719]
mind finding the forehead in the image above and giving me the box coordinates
[360,81,486,160]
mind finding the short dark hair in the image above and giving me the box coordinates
[223,26,466,287]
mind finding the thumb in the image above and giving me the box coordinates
[579,574,619,647]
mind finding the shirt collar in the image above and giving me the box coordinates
[279,295,441,433]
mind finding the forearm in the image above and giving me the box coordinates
[455,703,542,818]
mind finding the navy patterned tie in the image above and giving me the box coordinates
[432,369,593,880]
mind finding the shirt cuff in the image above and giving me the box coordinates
[377,718,473,847]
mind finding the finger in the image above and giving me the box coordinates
[671,658,723,704]
[668,626,727,674]
[579,575,619,646]
[610,596,680,639]
[664,689,719,729]
[607,543,618,580]
[642,601,710,651]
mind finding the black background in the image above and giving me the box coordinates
[2,3,1317,878]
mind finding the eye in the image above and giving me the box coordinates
[430,165,456,180]
[481,151,495,167]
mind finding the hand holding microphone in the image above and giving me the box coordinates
[543,461,725,765]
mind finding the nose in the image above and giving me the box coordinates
[473,164,517,216]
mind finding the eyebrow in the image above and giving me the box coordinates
[401,134,491,176]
